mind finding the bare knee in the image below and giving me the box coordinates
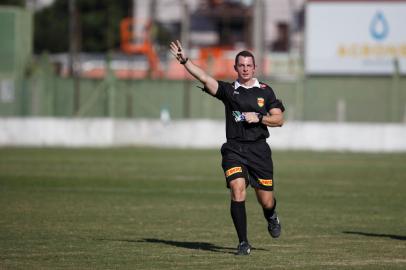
[261,198,275,209]
[230,178,246,201]
[255,189,275,208]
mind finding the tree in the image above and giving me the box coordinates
[0,0,24,7]
[34,0,131,53]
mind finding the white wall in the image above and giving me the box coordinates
[1,117,405,152]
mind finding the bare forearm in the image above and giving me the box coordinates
[244,109,284,127]
[261,113,284,127]
[184,60,209,84]
[183,60,218,95]
[169,40,218,95]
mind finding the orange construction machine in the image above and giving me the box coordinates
[120,17,163,78]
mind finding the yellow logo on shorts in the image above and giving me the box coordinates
[257,97,264,108]
[258,178,273,186]
[225,167,242,177]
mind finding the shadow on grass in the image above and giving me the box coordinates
[343,231,406,241]
[96,238,268,254]
[139,238,236,254]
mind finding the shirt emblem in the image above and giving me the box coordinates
[257,97,264,108]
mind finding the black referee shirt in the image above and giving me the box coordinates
[212,79,282,142]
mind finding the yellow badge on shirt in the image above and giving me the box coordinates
[257,97,264,108]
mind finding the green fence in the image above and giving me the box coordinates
[0,6,32,117]
[1,6,406,122]
[0,7,32,77]
[2,58,405,123]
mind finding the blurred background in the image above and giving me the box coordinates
[0,0,405,149]
[2,3,406,269]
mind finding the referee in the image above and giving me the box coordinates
[170,40,285,255]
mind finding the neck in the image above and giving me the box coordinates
[238,78,255,87]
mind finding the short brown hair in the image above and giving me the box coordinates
[235,50,256,66]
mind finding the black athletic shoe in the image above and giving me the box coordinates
[236,241,251,255]
[268,212,281,238]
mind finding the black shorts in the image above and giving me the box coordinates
[220,140,274,191]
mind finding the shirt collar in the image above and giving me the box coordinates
[234,78,260,89]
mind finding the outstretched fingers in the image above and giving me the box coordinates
[169,40,186,62]
[169,42,179,57]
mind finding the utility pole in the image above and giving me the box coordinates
[181,0,191,118]
[133,0,150,44]
[180,0,190,52]
[253,0,265,77]
[69,0,80,114]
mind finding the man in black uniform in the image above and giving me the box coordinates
[170,40,285,255]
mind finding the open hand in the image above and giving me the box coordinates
[169,40,187,64]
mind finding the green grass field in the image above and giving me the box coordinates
[0,147,405,269]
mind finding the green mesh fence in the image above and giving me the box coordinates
[0,7,32,116]
[10,73,406,122]
[1,7,405,122]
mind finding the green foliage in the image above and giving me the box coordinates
[0,0,24,7]
[34,0,131,53]
[1,148,406,269]
[34,1,68,53]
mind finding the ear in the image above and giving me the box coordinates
[234,65,237,71]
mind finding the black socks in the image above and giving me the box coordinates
[262,199,277,222]
[230,200,248,243]
[231,199,277,242]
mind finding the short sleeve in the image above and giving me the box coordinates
[266,87,285,112]
[270,99,285,112]
[214,80,230,101]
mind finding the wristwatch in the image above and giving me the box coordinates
[257,114,263,123]
[180,58,189,65]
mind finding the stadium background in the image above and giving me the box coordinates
[0,0,405,150]
[1,2,405,269]
[1,1,405,121]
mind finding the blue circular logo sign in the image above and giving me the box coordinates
[370,11,389,41]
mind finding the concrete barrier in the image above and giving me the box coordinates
[0,117,405,152]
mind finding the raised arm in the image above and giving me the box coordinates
[169,40,218,96]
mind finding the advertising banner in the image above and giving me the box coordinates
[305,1,406,74]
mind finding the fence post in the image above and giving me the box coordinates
[337,99,346,122]
[106,53,116,118]
[183,80,191,118]
[391,58,400,122]
[295,58,305,121]
[43,54,55,116]
[35,53,55,116]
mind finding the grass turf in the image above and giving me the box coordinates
[0,147,405,269]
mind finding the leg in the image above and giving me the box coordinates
[230,177,247,202]
[255,188,281,238]
[254,188,275,209]
[221,142,251,254]
[229,178,251,255]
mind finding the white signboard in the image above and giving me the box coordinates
[305,1,406,74]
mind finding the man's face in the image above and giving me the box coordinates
[235,56,255,82]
